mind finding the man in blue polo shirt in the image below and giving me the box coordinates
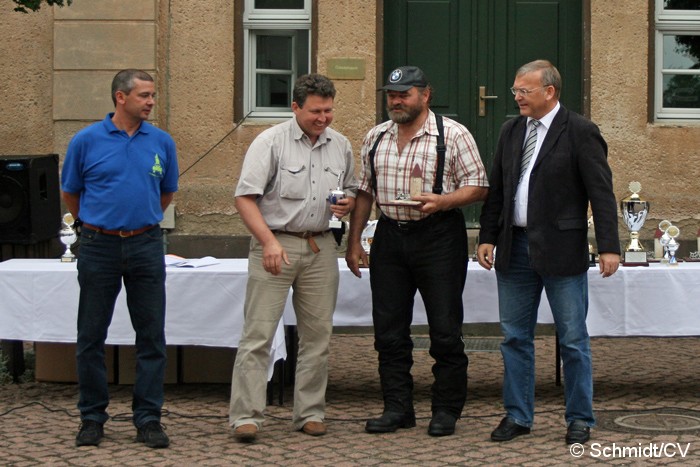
[61,69,178,449]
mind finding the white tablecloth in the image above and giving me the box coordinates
[283,260,700,337]
[0,258,286,378]
[2,258,699,352]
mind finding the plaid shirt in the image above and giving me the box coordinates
[358,111,488,221]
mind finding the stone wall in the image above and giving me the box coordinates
[1,1,698,255]
[591,0,700,250]
[160,0,379,238]
[0,4,54,154]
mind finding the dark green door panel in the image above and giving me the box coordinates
[504,1,583,121]
[384,0,583,227]
[384,0,468,120]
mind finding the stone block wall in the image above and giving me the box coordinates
[1,1,699,255]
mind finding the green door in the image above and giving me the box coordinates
[384,0,583,227]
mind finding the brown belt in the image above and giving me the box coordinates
[273,230,329,254]
[82,223,156,238]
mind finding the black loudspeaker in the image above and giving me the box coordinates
[0,154,61,244]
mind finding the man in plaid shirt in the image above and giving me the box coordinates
[346,66,488,437]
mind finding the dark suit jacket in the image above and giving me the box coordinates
[479,105,620,276]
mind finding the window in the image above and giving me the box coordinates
[655,0,700,120]
[243,0,311,117]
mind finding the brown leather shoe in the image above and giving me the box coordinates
[233,423,258,441]
[301,421,327,436]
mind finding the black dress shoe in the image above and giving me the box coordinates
[490,417,531,441]
[428,412,457,437]
[566,420,591,444]
[365,411,416,433]
[75,420,104,447]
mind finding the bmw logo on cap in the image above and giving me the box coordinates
[390,69,403,83]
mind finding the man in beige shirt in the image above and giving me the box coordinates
[230,74,357,441]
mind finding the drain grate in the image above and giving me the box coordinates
[464,337,501,352]
[412,337,501,353]
[597,408,700,434]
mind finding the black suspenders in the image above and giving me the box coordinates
[433,114,446,195]
[368,114,446,198]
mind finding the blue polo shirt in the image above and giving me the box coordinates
[61,113,179,230]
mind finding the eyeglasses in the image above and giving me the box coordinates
[510,86,550,96]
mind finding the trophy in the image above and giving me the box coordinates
[410,163,422,198]
[587,216,596,266]
[666,225,680,266]
[386,164,423,206]
[659,220,672,263]
[654,227,664,259]
[327,171,346,229]
[619,181,650,265]
[360,219,378,267]
[59,212,77,262]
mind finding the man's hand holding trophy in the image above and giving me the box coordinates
[327,171,346,229]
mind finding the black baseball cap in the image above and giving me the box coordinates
[381,66,429,91]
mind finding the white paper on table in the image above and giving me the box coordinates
[165,255,220,268]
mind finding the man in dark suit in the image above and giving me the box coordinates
[477,60,620,445]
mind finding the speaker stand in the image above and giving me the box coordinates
[1,341,25,382]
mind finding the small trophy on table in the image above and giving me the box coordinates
[658,220,672,263]
[59,212,77,262]
[619,181,650,266]
[327,171,346,229]
[665,225,680,266]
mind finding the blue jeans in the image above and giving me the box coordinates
[495,229,593,428]
[370,210,469,417]
[76,226,167,428]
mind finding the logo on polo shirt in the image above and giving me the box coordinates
[150,154,163,178]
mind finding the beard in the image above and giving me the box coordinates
[388,103,423,124]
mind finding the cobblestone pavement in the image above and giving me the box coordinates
[1,334,700,466]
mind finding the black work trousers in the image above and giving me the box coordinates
[369,209,469,418]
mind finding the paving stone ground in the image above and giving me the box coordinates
[1,334,700,466]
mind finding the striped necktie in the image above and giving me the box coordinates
[519,119,540,181]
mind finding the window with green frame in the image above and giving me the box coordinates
[243,0,311,118]
[655,0,700,120]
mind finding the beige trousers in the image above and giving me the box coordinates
[229,231,338,430]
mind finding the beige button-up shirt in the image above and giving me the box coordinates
[236,117,358,232]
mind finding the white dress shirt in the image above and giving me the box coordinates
[513,102,560,227]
